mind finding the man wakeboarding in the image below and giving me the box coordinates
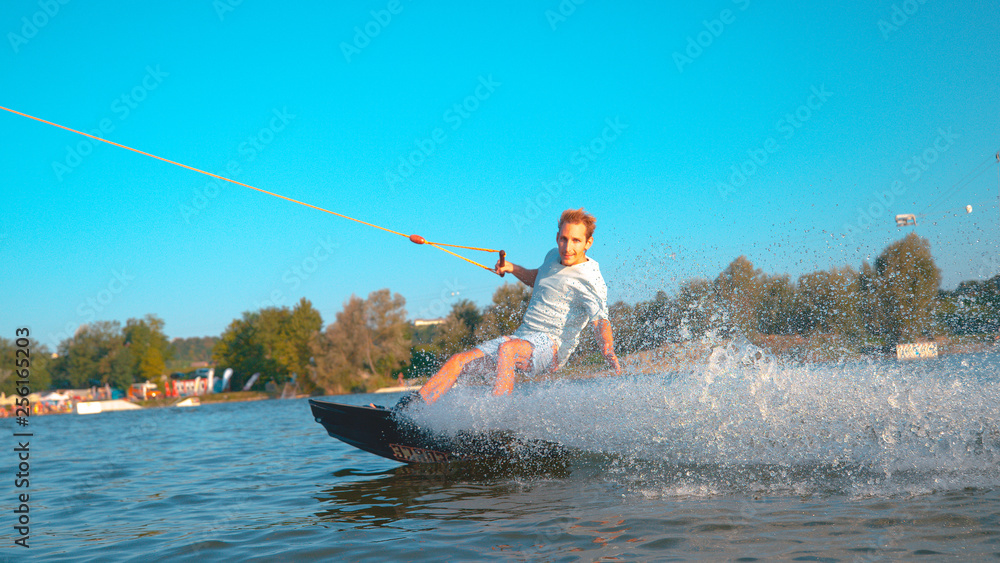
[397,208,622,410]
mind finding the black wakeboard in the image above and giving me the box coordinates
[309,398,568,465]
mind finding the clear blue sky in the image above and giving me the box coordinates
[2,1,998,350]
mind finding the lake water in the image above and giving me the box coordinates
[8,347,1000,561]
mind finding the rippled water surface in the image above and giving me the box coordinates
[9,349,1000,561]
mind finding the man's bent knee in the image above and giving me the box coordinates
[498,339,533,370]
[494,339,534,396]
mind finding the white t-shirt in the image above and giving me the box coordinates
[513,248,609,368]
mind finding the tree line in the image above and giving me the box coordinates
[607,232,999,357]
[2,233,997,396]
[0,315,172,396]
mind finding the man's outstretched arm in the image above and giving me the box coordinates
[593,318,622,375]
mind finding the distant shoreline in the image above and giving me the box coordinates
[133,390,275,408]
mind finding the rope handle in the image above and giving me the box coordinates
[409,234,506,273]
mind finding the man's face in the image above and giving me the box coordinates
[556,222,593,266]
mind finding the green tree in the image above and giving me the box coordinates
[608,300,640,355]
[0,337,52,395]
[936,275,1000,335]
[285,298,324,391]
[796,266,861,337]
[138,346,165,381]
[170,336,218,370]
[260,298,323,391]
[402,345,441,382]
[310,295,365,393]
[474,283,532,342]
[363,290,411,379]
[50,321,132,389]
[213,299,323,391]
[757,274,798,335]
[797,270,832,334]
[433,299,482,358]
[629,290,676,350]
[857,260,884,343]
[714,256,763,337]
[872,233,942,346]
[213,312,279,391]
[310,289,410,394]
[671,278,719,341]
[123,315,173,381]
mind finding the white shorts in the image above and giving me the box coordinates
[476,332,559,377]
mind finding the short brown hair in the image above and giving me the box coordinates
[559,208,596,239]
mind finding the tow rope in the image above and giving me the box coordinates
[0,105,505,272]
